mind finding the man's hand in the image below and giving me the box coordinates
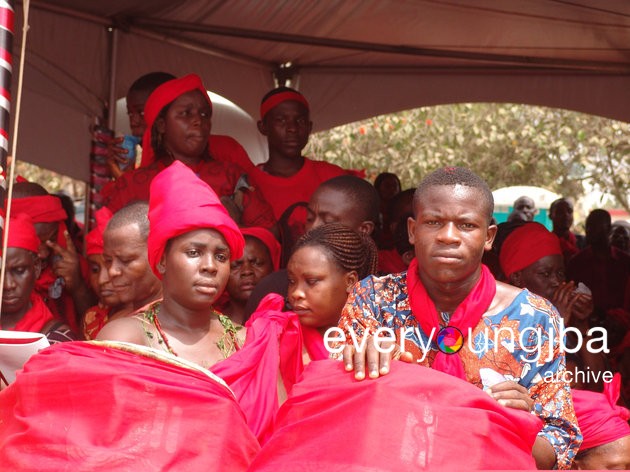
[486,380,534,412]
[106,136,129,179]
[342,336,413,381]
[46,231,81,293]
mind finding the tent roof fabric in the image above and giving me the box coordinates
[11,0,630,181]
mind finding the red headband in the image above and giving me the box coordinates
[499,222,562,278]
[10,195,67,223]
[147,161,244,279]
[260,90,309,120]
[241,227,281,271]
[141,74,213,168]
[7,213,40,253]
[572,373,630,450]
[85,207,113,256]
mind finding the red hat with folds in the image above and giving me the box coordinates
[7,213,40,253]
[85,207,113,256]
[241,227,281,271]
[499,222,562,278]
[147,161,244,279]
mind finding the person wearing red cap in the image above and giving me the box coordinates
[221,227,280,325]
[246,86,351,223]
[11,182,95,333]
[1,213,77,343]
[572,373,630,469]
[101,73,276,231]
[82,207,129,339]
[98,161,246,369]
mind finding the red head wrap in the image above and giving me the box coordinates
[6,213,40,253]
[241,227,281,271]
[141,74,213,168]
[499,222,562,278]
[572,373,630,450]
[85,207,113,256]
[260,90,309,120]
[10,195,67,223]
[147,161,244,279]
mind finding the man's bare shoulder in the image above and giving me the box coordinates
[486,280,523,316]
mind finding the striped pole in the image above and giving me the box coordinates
[0,0,13,174]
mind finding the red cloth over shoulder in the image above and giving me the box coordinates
[249,360,541,471]
[0,341,259,471]
[0,292,54,332]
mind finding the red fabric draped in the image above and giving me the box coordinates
[141,74,212,168]
[1,292,54,332]
[10,195,67,223]
[558,231,580,259]
[85,207,113,256]
[500,222,562,278]
[572,373,630,450]
[241,227,281,271]
[211,293,328,444]
[406,259,496,380]
[0,341,260,471]
[249,360,540,470]
[6,213,40,252]
[147,160,244,278]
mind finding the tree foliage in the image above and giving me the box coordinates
[306,103,629,212]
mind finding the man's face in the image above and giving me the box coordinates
[550,199,573,232]
[513,197,537,221]
[126,89,152,138]
[407,184,496,286]
[2,248,39,316]
[259,100,312,160]
[306,187,366,233]
[226,237,274,303]
[103,223,160,308]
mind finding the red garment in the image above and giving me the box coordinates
[6,213,40,252]
[10,195,67,223]
[249,360,540,471]
[208,134,256,172]
[407,259,496,380]
[85,207,112,256]
[102,157,275,229]
[0,292,54,332]
[500,222,562,277]
[241,227,281,271]
[147,160,245,277]
[572,373,630,450]
[248,157,348,220]
[377,248,407,274]
[211,293,327,444]
[557,231,580,260]
[260,90,309,119]
[0,341,260,470]
[82,303,111,340]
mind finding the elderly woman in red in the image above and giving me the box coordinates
[97,160,246,368]
[102,73,276,231]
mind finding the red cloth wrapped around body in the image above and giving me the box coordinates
[0,341,260,471]
[249,360,541,471]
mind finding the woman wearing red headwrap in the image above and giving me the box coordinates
[572,373,630,469]
[1,213,77,343]
[101,74,276,232]
[97,161,246,368]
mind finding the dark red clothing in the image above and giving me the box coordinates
[567,246,630,312]
[377,248,406,275]
[102,152,275,229]
[248,158,348,221]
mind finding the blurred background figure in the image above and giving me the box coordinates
[513,195,537,221]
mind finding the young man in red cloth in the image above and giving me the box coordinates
[247,86,350,222]
[1,213,77,342]
[11,182,95,333]
[102,74,276,231]
[339,167,581,469]
[549,197,585,263]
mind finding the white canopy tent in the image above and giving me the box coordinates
[9,0,630,182]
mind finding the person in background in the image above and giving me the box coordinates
[377,188,415,274]
[55,191,84,253]
[610,221,630,254]
[513,195,537,221]
[549,197,585,262]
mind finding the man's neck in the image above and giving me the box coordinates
[263,154,305,177]
[419,271,481,314]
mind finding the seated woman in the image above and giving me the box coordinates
[499,222,608,391]
[102,73,276,231]
[212,222,378,443]
[572,373,630,470]
[97,160,246,369]
[82,207,130,339]
[1,213,77,343]
[221,227,280,325]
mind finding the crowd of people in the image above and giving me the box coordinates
[0,71,629,470]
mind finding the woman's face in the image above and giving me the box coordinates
[87,253,120,307]
[226,237,273,303]
[574,435,630,470]
[157,90,212,161]
[513,254,565,301]
[287,245,356,334]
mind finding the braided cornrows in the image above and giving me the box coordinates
[292,223,378,279]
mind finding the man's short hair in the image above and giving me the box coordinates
[128,72,176,95]
[413,167,494,222]
[106,201,150,240]
[319,175,380,225]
